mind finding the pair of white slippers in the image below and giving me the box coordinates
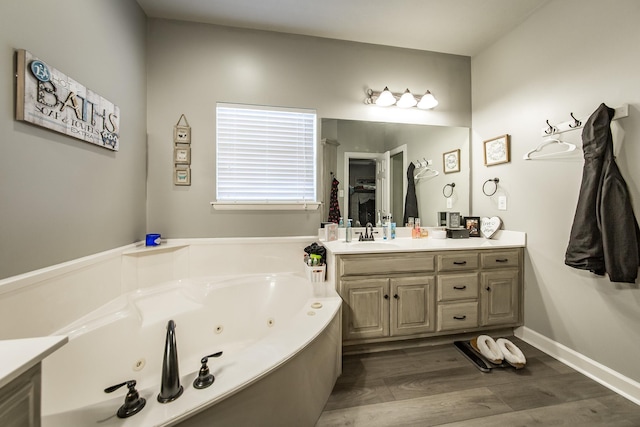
[470,335,526,369]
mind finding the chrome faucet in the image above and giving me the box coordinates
[158,320,183,403]
[359,222,375,241]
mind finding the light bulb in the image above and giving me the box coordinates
[375,87,396,107]
[396,89,417,108]
[417,91,438,109]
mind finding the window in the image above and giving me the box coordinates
[214,103,318,209]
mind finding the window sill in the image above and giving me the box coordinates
[210,202,321,211]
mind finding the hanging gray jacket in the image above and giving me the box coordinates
[565,103,640,283]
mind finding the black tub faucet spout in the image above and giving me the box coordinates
[158,319,183,403]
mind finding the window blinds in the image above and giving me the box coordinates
[216,104,317,203]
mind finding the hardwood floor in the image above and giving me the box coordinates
[316,337,640,426]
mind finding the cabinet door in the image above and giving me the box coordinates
[341,278,390,341]
[480,269,520,326]
[390,276,436,336]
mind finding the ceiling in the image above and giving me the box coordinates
[135,0,550,57]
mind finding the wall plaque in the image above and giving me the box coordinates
[15,49,120,151]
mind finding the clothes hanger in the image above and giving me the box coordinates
[414,165,439,180]
[523,137,577,160]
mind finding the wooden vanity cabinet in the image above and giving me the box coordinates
[336,248,523,346]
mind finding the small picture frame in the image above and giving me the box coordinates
[174,167,191,186]
[174,126,191,144]
[174,146,191,164]
[484,134,510,166]
[443,149,461,174]
[464,216,481,237]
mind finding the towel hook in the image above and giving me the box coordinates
[544,120,556,135]
[442,183,455,198]
[482,178,499,197]
[568,112,582,128]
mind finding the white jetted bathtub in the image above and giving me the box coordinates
[41,273,342,427]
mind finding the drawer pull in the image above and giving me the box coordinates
[495,258,509,263]
[453,315,467,320]
[453,285,467,290]
[453,261,467,265]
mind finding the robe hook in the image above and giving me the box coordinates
[568,112,582,128]
[544,120,556,135]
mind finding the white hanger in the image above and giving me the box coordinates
[523,137,577,160]
[413,159,439,180]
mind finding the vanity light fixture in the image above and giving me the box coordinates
[365,87,438,110]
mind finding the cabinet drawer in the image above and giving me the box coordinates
[437,252,478,272]
[437,273,478,301]
[339,253,435,276]
[437,302,478,331]
[481,250,520,269]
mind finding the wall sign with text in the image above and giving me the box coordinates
[15,49,120,151]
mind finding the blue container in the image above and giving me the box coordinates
[145,233,161,247]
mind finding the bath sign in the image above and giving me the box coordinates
[15,49,120,151]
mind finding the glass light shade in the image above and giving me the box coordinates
[396,89,417,108]
[417,91,438,109]
[375,87,396,107]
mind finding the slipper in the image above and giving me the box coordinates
[470,335,503,364]
[497,338,526,369]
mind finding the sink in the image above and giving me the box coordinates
[348,242,402,250]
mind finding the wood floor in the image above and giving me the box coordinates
[316,337,640,426]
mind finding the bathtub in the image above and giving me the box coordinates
[40,273,342,427]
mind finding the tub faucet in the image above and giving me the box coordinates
[158,320,183,403]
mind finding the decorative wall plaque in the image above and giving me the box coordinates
[15,49,120,151]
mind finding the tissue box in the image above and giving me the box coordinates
[446,228,470,239]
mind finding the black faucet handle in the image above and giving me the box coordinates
[104,380,146,418]
[194,351,223,390]
[201,351,223,364]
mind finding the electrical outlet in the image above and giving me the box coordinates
[498,195,507,210]
[446,198,453,209]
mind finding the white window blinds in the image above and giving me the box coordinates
[216,104,317,204]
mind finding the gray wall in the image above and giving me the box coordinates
[472,0,640,381]
[146,19,471,238]
[0,1,148,279]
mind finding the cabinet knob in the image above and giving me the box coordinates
[453,315,467,320]
[393,294,399,299]
[384,294,389,299]
[486,286,491,291]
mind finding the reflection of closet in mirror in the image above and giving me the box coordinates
[348,158,377,226]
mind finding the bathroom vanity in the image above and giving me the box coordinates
[322,231,525,350]
[0,336,67,427]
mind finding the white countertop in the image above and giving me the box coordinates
[0,335,68,388]
[321,230,526,255]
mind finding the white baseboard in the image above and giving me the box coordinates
[515,327,640,406]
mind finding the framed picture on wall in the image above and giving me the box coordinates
[174,167,191,186]
[174,146,191,164]
[443,149,460,173]
[483,134,511,166]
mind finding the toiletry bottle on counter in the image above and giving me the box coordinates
[391,223,396,239]
[345,219,353,242]
[412,218,421,239]
[338,217,344,228]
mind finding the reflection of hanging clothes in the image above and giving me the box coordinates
[327,177,341,223]
[403,162,418,226]
[565,103,640,283]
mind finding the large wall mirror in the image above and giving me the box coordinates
[321,119,470,227]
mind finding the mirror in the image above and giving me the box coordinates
[321,119,470,227]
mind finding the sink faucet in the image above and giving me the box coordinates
[158,320,183,403]
[360,222,375,241]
